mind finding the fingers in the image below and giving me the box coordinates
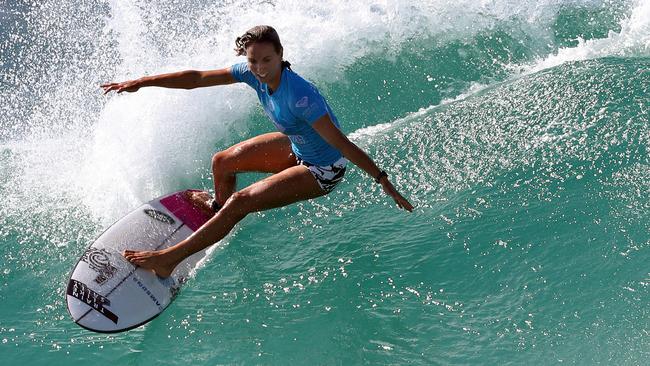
[399,197,414,212]
[393,195,414,212]
[101,83,120,95]
[381,180,415,212]
[100,82,129,95]
[393,191,414,211]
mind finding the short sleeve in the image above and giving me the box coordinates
[230,62,259,89]
[289,83,330,125]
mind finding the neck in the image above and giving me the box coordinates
[267,68,283,93]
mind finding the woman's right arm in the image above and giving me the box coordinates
[101,67,236,94]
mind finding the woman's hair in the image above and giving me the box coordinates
[235,25,291,69]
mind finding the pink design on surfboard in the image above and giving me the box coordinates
[159,190,211,231]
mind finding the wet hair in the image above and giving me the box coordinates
[235,25,291,69]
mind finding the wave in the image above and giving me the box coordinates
[1,1,649,363]
[0,0,643,241]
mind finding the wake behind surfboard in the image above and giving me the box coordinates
[65,190,213,333]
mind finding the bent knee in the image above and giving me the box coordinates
[211,151,230,172]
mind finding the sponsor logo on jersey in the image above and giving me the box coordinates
[289,135,306,144]
[302,103,321,119]
[295,96,309,108]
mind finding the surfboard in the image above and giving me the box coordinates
[65,189,213,333]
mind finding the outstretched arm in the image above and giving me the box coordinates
[312,115,414,212]
[101,67,237,94]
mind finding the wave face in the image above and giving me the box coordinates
[1,0,648,364]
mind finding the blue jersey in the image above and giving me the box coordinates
[230,62,343,166]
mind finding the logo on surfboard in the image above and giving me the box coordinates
[81,248,118,285]
[144,209,175,225]
[67,279,119,324]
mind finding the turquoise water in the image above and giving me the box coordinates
[1,0,649,364]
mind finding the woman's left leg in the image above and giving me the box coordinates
[124,164,326,277]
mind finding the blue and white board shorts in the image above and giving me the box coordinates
[296,156,347,193]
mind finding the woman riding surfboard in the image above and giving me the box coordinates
[101,25,414,278]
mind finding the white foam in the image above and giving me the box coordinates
[349,81,490,141]
[350,0,648,141]
[2,0,644,223]
[56,0,572,219]
[523,0,649,74]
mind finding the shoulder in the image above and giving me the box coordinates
[284,69,329,123]
[285,69,325,104]
[230,62,250,80]
[286,69,319,91]
[230,62,259,89]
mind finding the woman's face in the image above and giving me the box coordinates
[246,42,283,84]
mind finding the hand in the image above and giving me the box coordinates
[101,79,142,95]
[379,178,414,212]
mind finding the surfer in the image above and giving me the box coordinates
[101,25,414,278]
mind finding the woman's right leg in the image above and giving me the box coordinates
[211,132,295,206]
[125,161,327,278]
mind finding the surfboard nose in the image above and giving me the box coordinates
[65,190,213,333]
[66,278,121,332]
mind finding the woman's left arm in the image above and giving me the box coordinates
[312,115,414,212]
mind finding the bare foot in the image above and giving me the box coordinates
[183,190,216,217]
[123,249,180,278]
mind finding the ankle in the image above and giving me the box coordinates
[209,198,222,212]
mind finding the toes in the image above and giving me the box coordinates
[197,192,212,201]
[123,250,144,262]
[127,256,147,266]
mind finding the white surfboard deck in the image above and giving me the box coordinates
[66,189,213,333]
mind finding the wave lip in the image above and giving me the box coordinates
[524,0,650,74]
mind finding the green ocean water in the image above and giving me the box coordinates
[1,0,649,364]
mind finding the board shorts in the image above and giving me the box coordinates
[296,156,347,193]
